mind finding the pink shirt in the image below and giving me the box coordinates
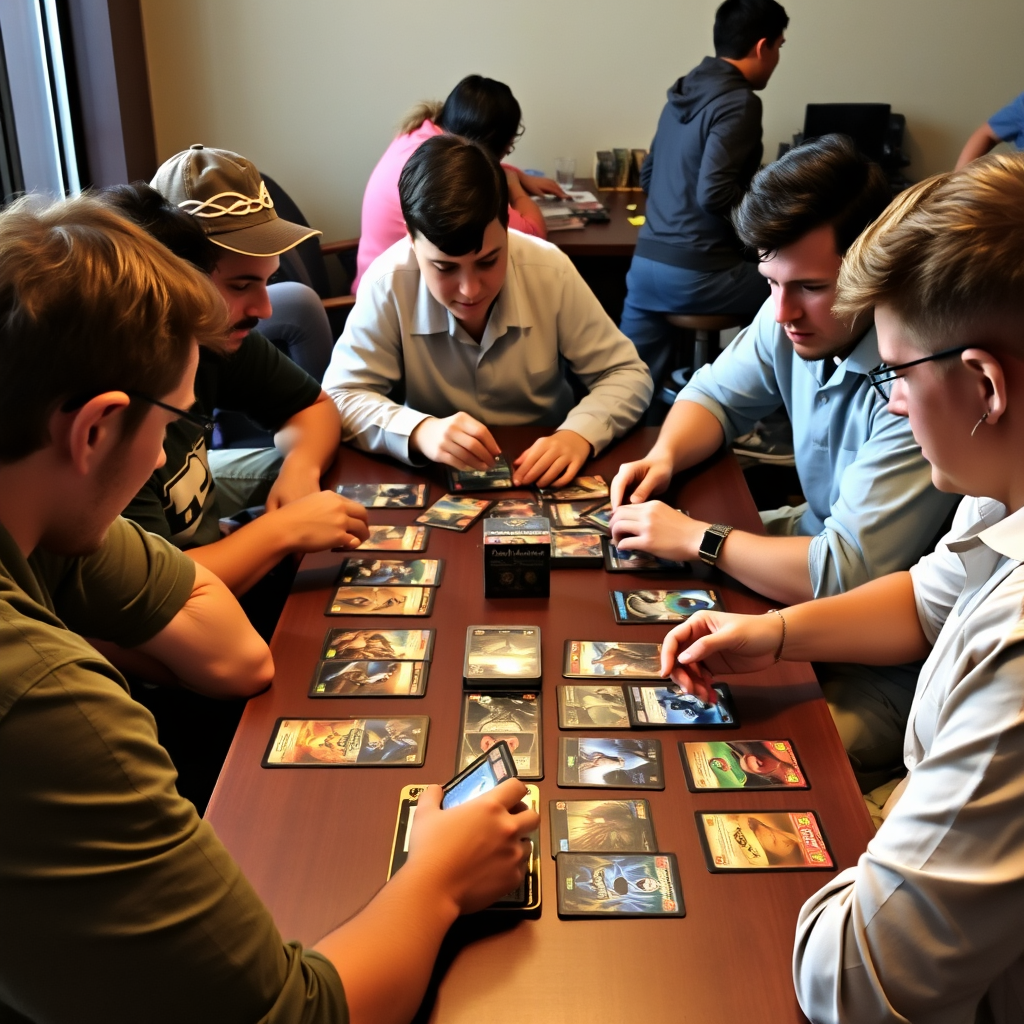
[354,119,541,293]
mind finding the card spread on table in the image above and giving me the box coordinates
[415,494,492,531]
[539,476,609,502]
[557,684,631,729]
[309,659,428,697]
[335,482,427,508]
[547,501,601,529]
[696,810,834,871]
[563,640,663,679]
[558,736,664,790]
[358,524,429,551]
[320,628,435,662]
[489,498,544,519]
[551,530,603,565]
[262,716,428,767]
[336,558,442,587]
[602,539,690,573]
[610,587,722,623]
[326,586,434,617]
[579,502,613,532]
[463,625,542,684]
[682,738,807,791]
[458,691,542,779]
[625,681,737,727]
[549,799,657,857]
[556,853,684,917]
[446,454,514,492]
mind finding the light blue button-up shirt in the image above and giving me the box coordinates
[680,300,958,596]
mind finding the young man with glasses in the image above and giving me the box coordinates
[611,135,958,789]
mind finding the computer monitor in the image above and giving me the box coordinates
[802,103,892,163]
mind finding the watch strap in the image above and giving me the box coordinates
[698,523,733,566]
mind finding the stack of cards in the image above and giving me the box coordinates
[558,682,737,729]
[416,494,492,532]
[458,692,542,779]
[610,587,722,623]
[602,539,689,573]
[358,524,429,551]
[310,627,435,697]
[446,454,514,492]
[695,810,833,871]
[336,483,427,508]
[563,640,663,679]
[538,476,609,502]
[557,736,665,789]
[463,625,542,688]
[680,739,807,791]
[262,716,429,766]
[555,852,684,917]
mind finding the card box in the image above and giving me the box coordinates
[482,516,551,598]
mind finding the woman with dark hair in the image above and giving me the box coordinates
[354,74,565,291]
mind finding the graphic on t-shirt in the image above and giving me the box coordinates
[162,437,212,541]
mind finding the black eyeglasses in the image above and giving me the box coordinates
[867,345,970,402]
[60,390,213,433]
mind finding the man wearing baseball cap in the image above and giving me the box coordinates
[114,145,368,605]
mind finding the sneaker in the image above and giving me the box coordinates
[732,428,796,465]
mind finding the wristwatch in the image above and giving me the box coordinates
[698,523,734,566]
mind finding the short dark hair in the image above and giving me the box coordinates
[733,134,892,257]
[399,135,509,256]
[101,182,218,273]
[713,0,789,58]
[435,75,523,159]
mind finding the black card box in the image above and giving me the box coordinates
[483,517,551,598]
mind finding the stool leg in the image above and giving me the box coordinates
[693,330,720,372]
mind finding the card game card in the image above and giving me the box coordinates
[335,482,427,508]
[539,476,609,502]
[610,588,722,623]
[549,799,657,856]
[463,626,542,685]
[262,716,429,767]
[602,538,690,573]
[336,558,443,587]
[557,685,630,729]
[580,502,613,532]
[558,737,664,790]
[625,681,737,727]
[556,853,684,917]
[551,530,604,567]
[446,454,513,492]
[309,659,428,697]
[547,501,600,530]
[415,494,492,531]
[359,524,429,551]
[696,810,834,871]
[320,627,435,662]
[326,586,434,617]
[563,640,663,679]
[489,498,544,519]
[681,739,807,791]
[458,692,542,779]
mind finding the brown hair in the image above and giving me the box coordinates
[835,152,1024,346]
[0,192,226,462]
[396,100,444,137]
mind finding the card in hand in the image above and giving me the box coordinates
[579,502,613,532]
[547,501,600,529]
[549,798,657,857]
[557,685,630,729]
[463,625,542,685]
[602,538,690,573]
[696,810,834,871]
[556,853,684,917]
[458,692,542,779]
[489,497,544,519]
[446,454,514,492]
[558,736,664,790]
[551,530,604,566]
[335,482,427,508]
[681,739,807,791]
[538,476,609,502]
[320,627,435,662]
[309,659,428,697]
[562,640,663,679]
[359,524,429,551]
[415,494,492,531]
[336,557,442,587]
[625,681,737,727]
[262,716,429,767]
[610,587,722,623]
[326,586,434,616]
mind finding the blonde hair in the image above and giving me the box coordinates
[396,100,443,137]
[835,152,1024,347]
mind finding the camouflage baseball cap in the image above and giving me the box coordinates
[151,144,320,257]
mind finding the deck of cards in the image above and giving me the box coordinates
[483,517,551,597]
[463,625,542,687]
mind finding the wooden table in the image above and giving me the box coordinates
[207,427,873,1024]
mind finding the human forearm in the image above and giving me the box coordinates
[955,123,1000,169]
[269,392,341,508]
[505,168,547,238]
[651,399,726,473]
[716,530,815,604]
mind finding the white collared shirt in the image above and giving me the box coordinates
[795,497,1024,1024]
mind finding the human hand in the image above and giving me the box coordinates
[504,167,529,204]
[410,413,501,471]
[515,171,568,199]
[609,453,674,508]
[407,780,539,915]
[512,429,591,487]
[610,502,705,562]
[265,454,323,511]
[271,489,369,553]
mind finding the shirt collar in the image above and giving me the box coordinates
[976,502,1024,561]
[811,323,879,386]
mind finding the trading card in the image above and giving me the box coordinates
[358,524,429,552]
[309,659,428,698]
[547,501,600,529]
[562,640,663,679]
[579,502,613,532]
[336,558,442,587]
[262,716,428,767]
[458,692,543,779]
[556,853,684,917]
[696,810,834,871]
[326,586,434,617]
[681,738,808,791]
[489,498,544,519]
[446,454,514,492]
[625,681,738,728]
[549,798,657,856]
[415,494,492,532]
[538,476,609,502]
[463,625,542,684]
[601,538,690,573]
[335,482,427,508]
[557,685,630,729]
[320,627,435,662]
[610,587,722,623]
[551,530,604,567]
[557,736,664,790]
[443,739,518,808]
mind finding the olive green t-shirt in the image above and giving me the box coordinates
[0,517,347,1024]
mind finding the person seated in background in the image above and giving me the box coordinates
[324,134,653,489]
[611,135,958,789]
[619,0,789,391]
[353,74,566,293]
[955,88,1024,168]
[107,146,368,601]
[660,152,1024,1024]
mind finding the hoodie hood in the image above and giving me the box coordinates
[669,56,752,123]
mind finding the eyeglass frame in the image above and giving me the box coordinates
[60,389,214,434]
[867,344,970,402]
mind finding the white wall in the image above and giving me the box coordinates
[140,0,1024,240]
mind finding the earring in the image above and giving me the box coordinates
[971,411,989,437]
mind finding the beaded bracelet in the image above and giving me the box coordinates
[767,608,787,662]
